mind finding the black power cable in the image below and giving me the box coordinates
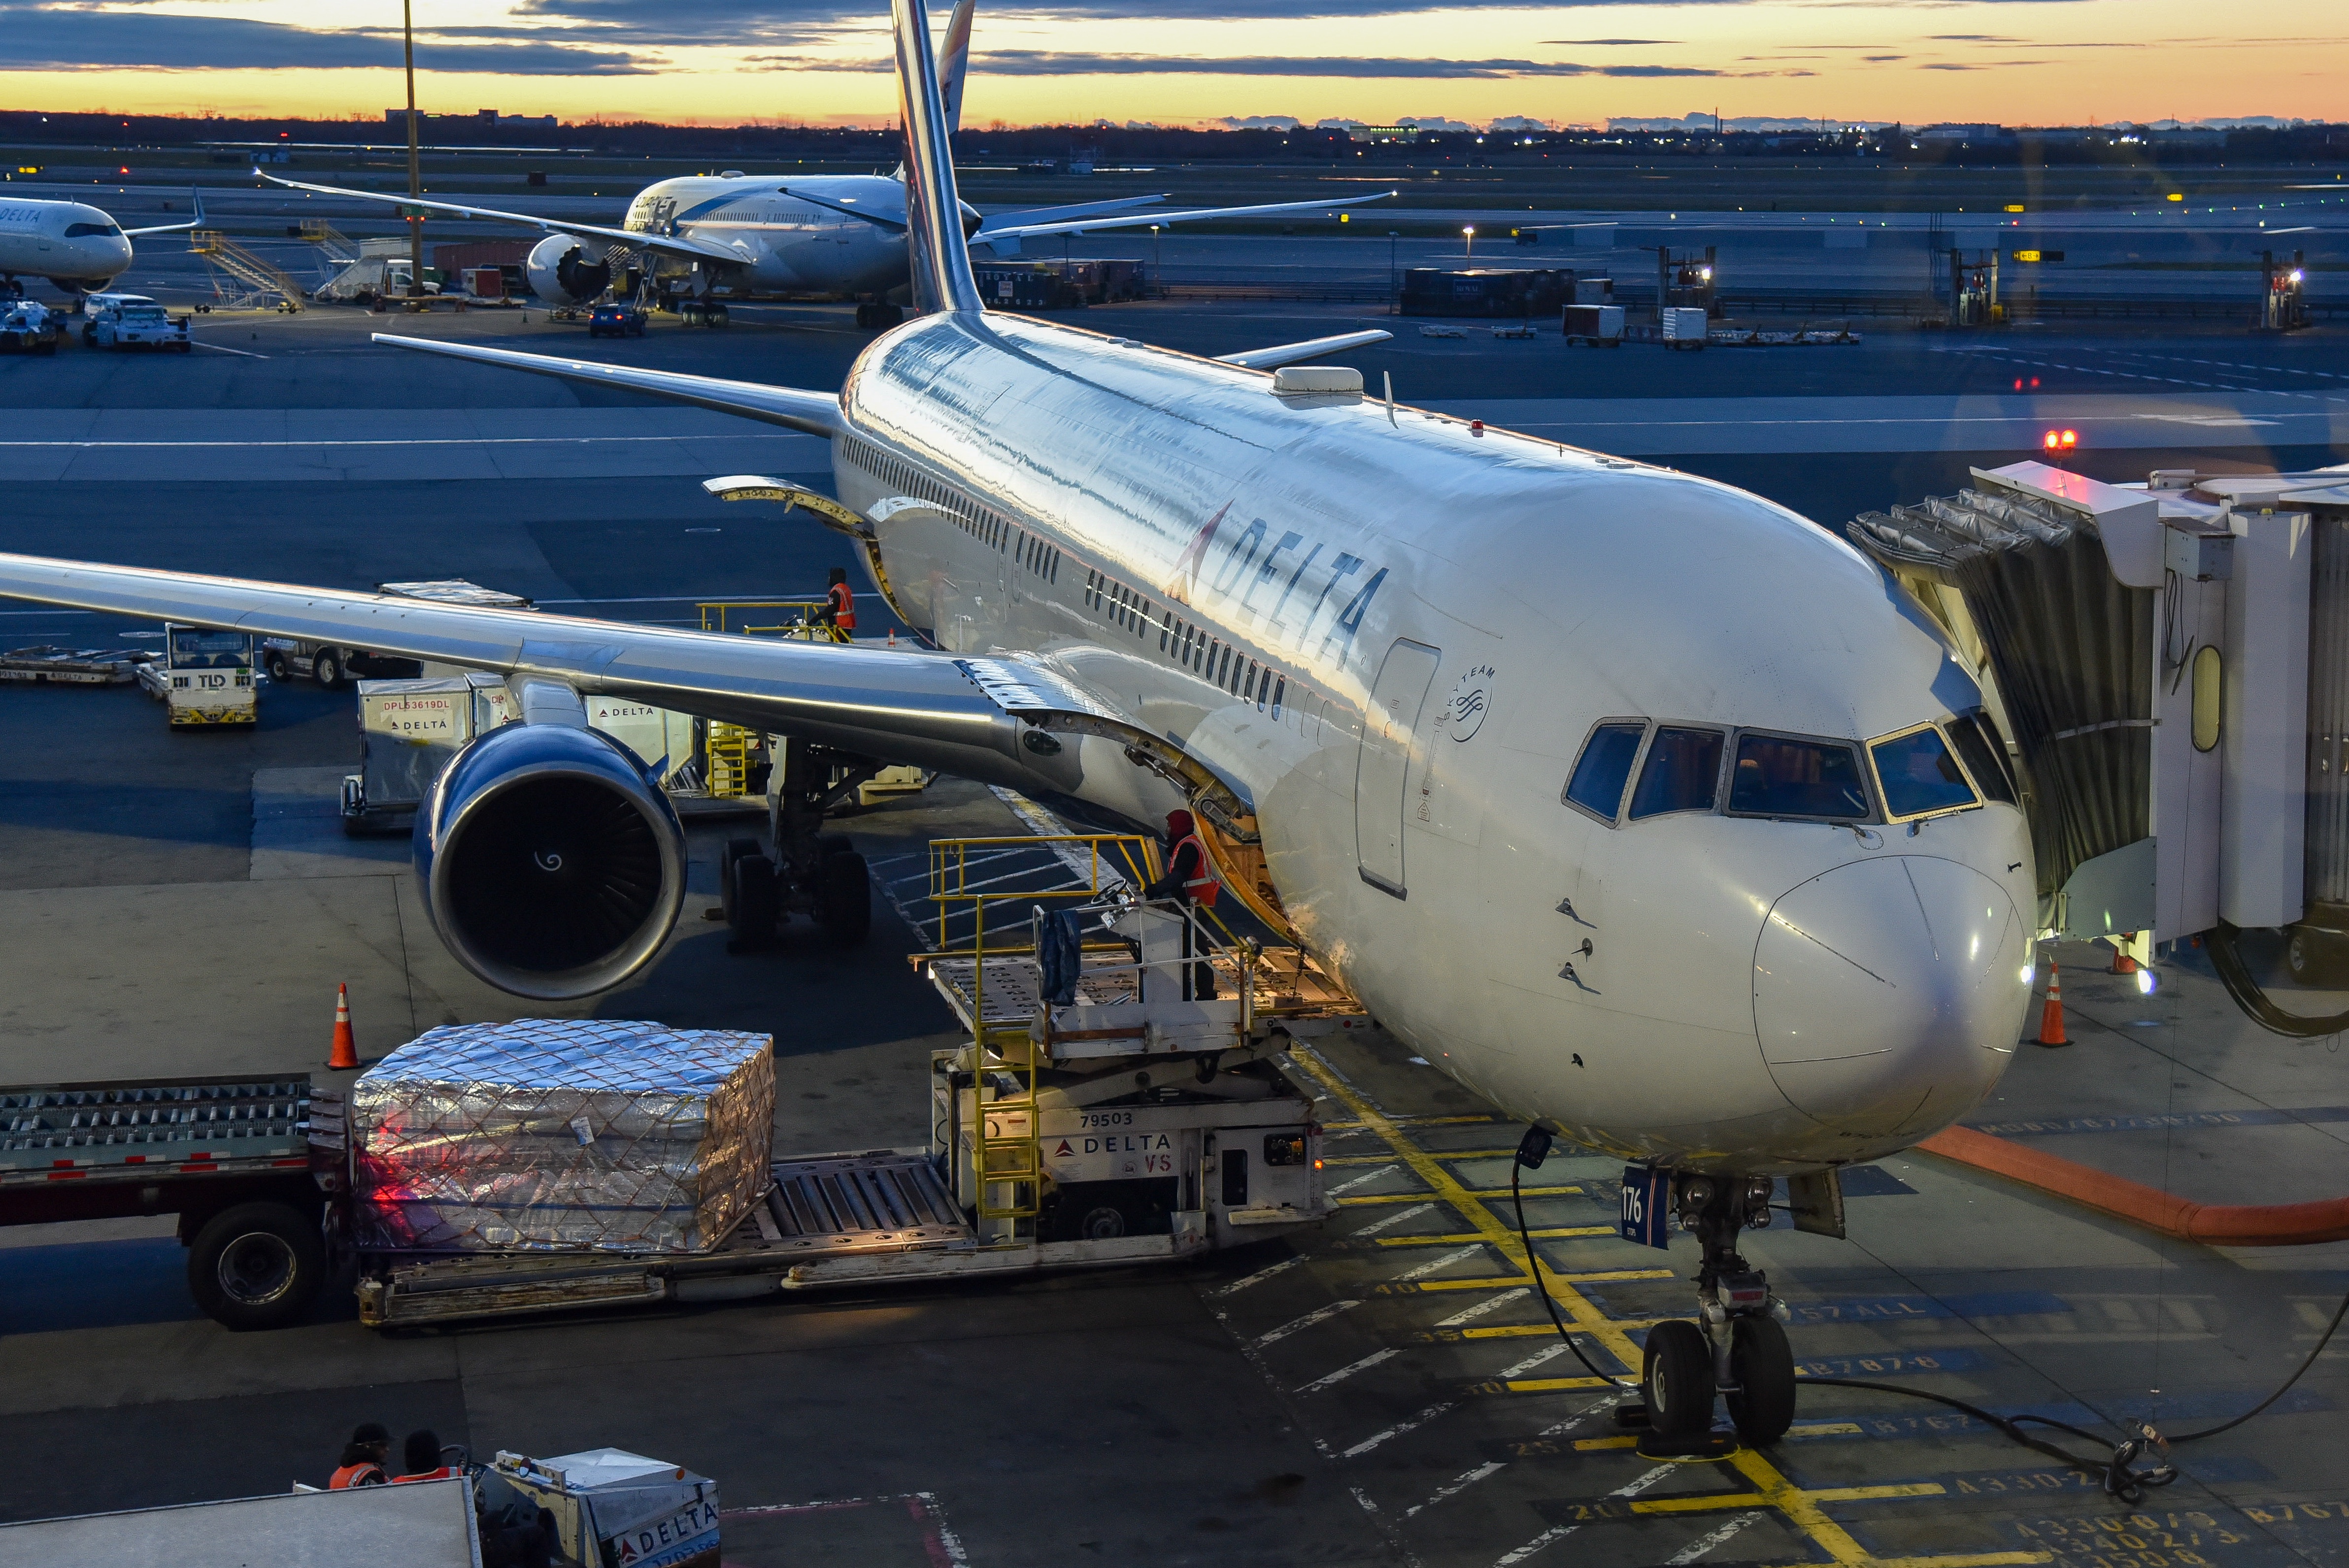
[2205,922,2349,1038]
[1508,1125,2349,1500]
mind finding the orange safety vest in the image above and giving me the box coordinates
[329,1463,387,1490]
[827,581,857,632]
[393,1468,460,1485]
[1172,833,1220,907]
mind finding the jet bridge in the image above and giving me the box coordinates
[1849,460,2349,1026]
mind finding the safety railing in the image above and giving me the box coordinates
[697,599,844,641]
[187,230,305,312]
[927,834,1162,1234]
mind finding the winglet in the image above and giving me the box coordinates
[893,0,982,315]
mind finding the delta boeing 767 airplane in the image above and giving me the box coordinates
[0,0,2033,1446]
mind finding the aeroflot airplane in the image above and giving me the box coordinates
[0,0,2032,1443]
[257,0,1389,320]
[0,193,199,296]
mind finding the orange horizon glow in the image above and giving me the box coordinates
[0,2,2340,134]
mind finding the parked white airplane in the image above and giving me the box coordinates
[0,193,200,297]
[0,0,2032,1444]
[256,0,1389,323]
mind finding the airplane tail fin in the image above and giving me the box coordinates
[892,0,982,314]
[939,0,976,137]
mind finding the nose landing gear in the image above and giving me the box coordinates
[1628,1173,1799,1457]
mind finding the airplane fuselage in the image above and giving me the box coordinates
[0,199,134,291]
[620,174,920,296]
[832,308,2037,1174]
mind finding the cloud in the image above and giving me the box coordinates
[1541,37,1681,45]
[967,50,1738,77]
[1863,54,1905,61]
[0,5,648,73]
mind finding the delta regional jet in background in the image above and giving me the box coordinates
[259,0,1392,318]
[0,0,2034,1447]
[0,193,200,297]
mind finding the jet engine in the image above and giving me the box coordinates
[414,721,687,1000]
[524,234,614,307]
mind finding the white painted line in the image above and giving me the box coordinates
[1494,1524,1577,1566]
[1342,1401,1453,1458]
[1213,1255,1305,1298]
[914,1492,972,1567]
[1393,1244,1481,1280]
[1294,1347,1401,1393]
[1254,1299,1361,1346]
[1349,1201,1434,1236]
[1666,1510,1765,1564]
[1403,1461,1505,1518]
[1497,1343,1568,1379]
[189,339,270,359]
[1614,1463,1675,1499]
[1435,1287,1528,1327]
[1326,1163,1398,1195]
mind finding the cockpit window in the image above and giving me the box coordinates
[1870,725,1980,820]
[1628,726,1722,820]
[1943,713,2017,805]
[1563,721,1644,823]
[64,222,120,238]
[1728,733,1871,821]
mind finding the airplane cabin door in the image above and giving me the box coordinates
[1354,638,1442,899]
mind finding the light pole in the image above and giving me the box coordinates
[1388,230,1399,311]
[402,0,422,301]
[1150,224,1160,296]
[1463,225,1476,264]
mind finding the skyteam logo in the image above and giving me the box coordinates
[1446,664,1495,741]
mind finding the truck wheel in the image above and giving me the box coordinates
[311,647,343,689]
[266,650,290,683]
[187,1202,325,1331]
[1049,1183,1137,1241]
[815,851,871,947]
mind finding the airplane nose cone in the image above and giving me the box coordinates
[1752,856,2027,1139]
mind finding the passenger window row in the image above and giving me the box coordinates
[1564,709,2016,828]
[1163,612,1293,719]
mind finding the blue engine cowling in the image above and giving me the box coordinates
[414,722,687,1000]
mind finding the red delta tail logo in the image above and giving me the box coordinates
[1163,501,1231,606]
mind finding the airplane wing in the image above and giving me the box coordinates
[369,334,842,438]
[971,195,1168,233]
[1214,330,1392,371]
[977,190,1395,242]
[0,552,1245,825]
[255,173,745,268]
[122,189,204,239]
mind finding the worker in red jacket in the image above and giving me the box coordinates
[820,566,857,642]
[328,1423,392,1489]
[1145,808,1221,1000]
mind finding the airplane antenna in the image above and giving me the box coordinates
[891,0,983,315]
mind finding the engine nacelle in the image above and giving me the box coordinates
[414,721,687,1000]
[525,234,613,307]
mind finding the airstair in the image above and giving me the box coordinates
[296,219,358,291]
[187,230,305,312]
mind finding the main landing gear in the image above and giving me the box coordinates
[720,740,879,950]
[1621,1173,1798,1457]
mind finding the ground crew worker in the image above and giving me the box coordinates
[1145,807,1220,1000]
[329,1423,392,1489]
[394,1429,460,1484]
[819,566,856,643]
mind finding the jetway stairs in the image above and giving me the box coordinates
[187,230,304,311]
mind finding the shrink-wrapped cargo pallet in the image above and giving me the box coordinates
[350,1019,774,1254]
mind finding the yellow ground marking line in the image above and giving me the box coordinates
[1377,1227,1614,1245]
[1322,1114,1502,1130]
[1325,1148,1539,1166]
[1301,1047,2054,1568]
[1465,1318,1670,1340]
[1288,1044,1646,1373]
[1406,1269,1673,1292]
[1504,1376,1620,1393]
[1337,1185,1582,1205]
[1633,1483,1945,1513]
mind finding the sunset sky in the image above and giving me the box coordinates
[0,0,2339,130]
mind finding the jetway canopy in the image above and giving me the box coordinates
[1849,461,2349,975]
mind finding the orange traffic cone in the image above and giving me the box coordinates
[2110,937,2137,975]
[2036,961,2070,1048]
[327,983,361,1070]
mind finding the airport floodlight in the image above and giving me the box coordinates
[1463,225,1476,262]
